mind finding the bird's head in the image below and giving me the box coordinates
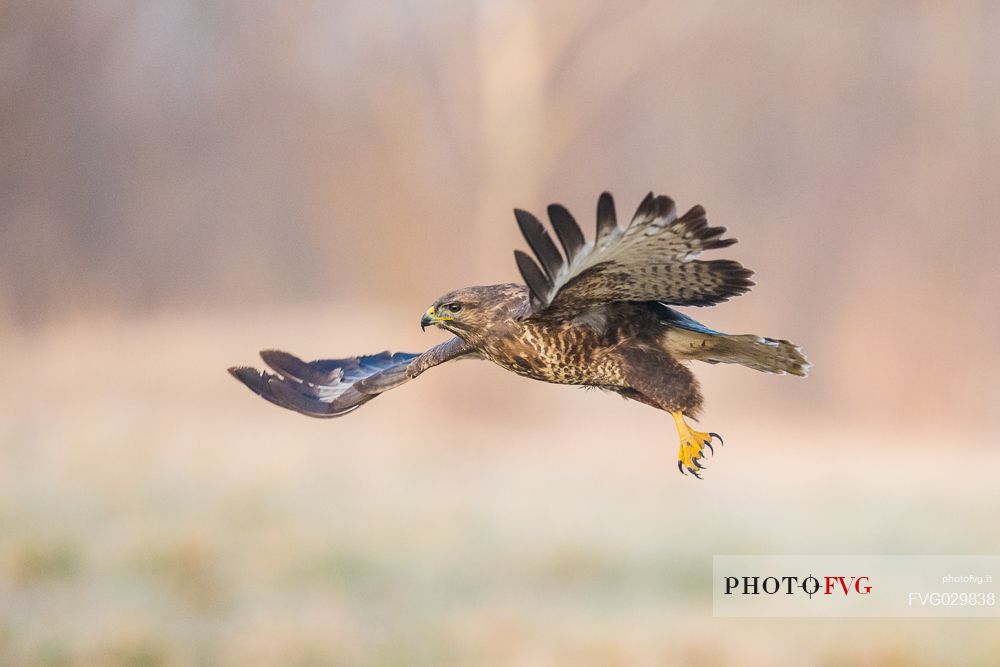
[420,284,523,341]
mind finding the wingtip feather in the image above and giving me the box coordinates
[514,249,551,307]
[595,191,618,241]
[547,203,585,264]
[515,208,563,280]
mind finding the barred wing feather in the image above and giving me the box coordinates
[514,192,754,315]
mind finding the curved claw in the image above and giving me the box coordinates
[703,440,715,457]
[709,432,724,447]
[678,460,686,475]
[689,467,703,479]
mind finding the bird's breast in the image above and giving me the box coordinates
[481,322,626,386]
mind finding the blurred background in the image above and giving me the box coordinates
[2,1,1000,665]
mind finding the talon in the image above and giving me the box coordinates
[709,432,724,446]
[672,412,722,480]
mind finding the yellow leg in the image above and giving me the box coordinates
[671,412,723,479]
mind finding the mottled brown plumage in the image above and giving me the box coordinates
[229,192,809,478]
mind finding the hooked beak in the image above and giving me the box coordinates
[420,307,436,331]
[420,306,452,331]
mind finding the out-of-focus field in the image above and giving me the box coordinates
[2,307,998,666]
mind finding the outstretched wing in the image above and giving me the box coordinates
[513,192,754,316]
[228,337,477,418]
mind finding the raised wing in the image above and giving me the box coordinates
[513,192,754,315]
[228,337,477,418]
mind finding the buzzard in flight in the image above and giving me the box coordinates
[229,192,808,478]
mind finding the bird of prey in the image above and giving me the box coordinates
[229,192,808,478]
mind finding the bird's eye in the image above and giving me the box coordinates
[447,303,462,313]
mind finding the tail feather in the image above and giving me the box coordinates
[663,328,810,376]
[705,333,810,376]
